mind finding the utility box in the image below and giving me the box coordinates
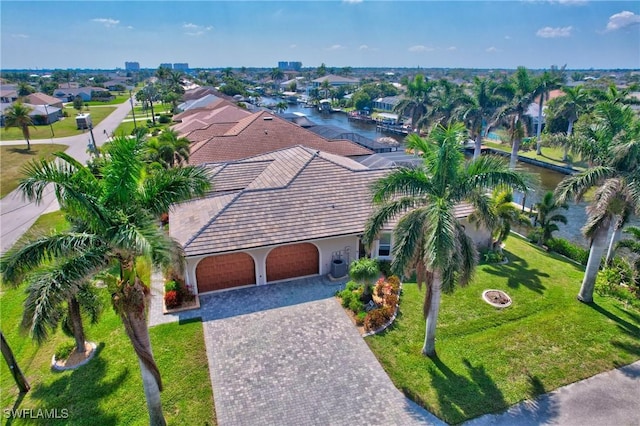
[76,113,92,130]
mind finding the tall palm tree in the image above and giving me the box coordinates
[555,107,640,303]
[533,66,565,155]
[270,68,285,84]
[137,84,159,125]
[460,77,504,159]
[532,191,568,246]
[364,123,528,356]
[144,129,190,169]
[2,136,211,425]
[495,67,536,169]
[4,102,34,150]
[394,74,434,133]
[428,79,467,127]
[545,85,592,161]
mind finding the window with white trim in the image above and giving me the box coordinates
[378,233,391,257]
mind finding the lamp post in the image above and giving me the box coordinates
[129,89,137,130]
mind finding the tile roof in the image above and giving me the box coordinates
[25,92,63,106]
[170,146,389,256]
[312,74,360,84]
[188,111,373,165]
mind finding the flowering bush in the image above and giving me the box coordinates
[164,290,180,309]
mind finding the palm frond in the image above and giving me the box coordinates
[554,166,616,204]
[363,197,422,247]
[370,167,433,203]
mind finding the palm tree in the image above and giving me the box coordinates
[2,136,211,425]
[393,74,434,132]
[471,188,531,252]
[4,102,34,150]
[555,107,640,303]
[495,66,536,169]
[460,77,504,159]
[533,66,565,155]
[274,101,288,114]
[349,257,380,300]
[428,79,467,127]
[270,68,285,85]
[547,85,592,161]
[137,84,159,125]
[532,191,568,246]
[144,129,190,169]
[364,123,528,356]
[320,80,331,100]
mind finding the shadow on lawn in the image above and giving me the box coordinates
[589,303,640,359]
[6,147,38,155]
[483,251,549,294]
[28,343,125,425]
[425,356,507,423]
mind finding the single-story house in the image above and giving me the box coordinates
[169,145,489,295]
[0,102,61,127]
[372,96,402,112]
[53,87,108,102]
[176,94,221,112]
[0,88,18,104]
[311,74,360,88]
[24,92,64,109]
[187,111,373,165]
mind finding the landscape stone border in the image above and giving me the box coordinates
[51,341,97,371]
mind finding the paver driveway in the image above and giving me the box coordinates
[195,276,444,426]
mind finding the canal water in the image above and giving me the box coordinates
[265,99,635,247]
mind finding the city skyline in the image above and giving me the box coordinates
[1,1,639,70]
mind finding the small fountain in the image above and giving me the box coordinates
[482,289,512,308]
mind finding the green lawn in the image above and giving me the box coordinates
[1,212,216,425]
[0,144,68,198]
[83,94,130,106]
[483,140,588,170]
[0,106,116,141]
[366,235,640,425]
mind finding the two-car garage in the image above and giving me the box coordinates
[195,243,319,294]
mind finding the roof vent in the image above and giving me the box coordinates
[263,116,273,121]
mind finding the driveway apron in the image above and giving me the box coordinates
[197,277,443,425]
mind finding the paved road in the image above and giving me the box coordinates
[0,100,132,254]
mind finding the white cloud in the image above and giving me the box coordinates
[408,45,434,52]
[606,11,640,32]
[447,46,457,51]
[548,0,587,5]
[289,44,297,49]
[92,18,119,28]
[486,46,499,53]
[11,33,29,38]
[183,23,213,36]
[536,26,573,38]
[360,44,369,50]
[325,44,345,50]
[504,35,511,40]
[343,0,363,3]
[126,26,134,30]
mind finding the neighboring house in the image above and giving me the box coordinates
[311,74,360,88]
[176,94,221,112]
[102,80,132,91]
[0,103,61,127]
[305,124,396,153]
[169,145,488,295]
[372,96,402,112]
[24,92,64,109]
[172,101,253,137]
[0,89,18,103]
[53,87,108,102]
[186,111,373,165]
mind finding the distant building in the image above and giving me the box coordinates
[173,63,189,71]
[160,63,173,70]
[125,62,140,71]
[278,61,302,72]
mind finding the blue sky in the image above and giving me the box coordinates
[1,1,639,70]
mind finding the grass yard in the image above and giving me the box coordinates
[1,214,215,425]
[366,235,640,425]
[0,106,116,141]
[483,140,587,170]
[83,94,130,106]
[0,144,68,198]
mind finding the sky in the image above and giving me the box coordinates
[1,0,639,70]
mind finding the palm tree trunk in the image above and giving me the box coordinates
[149,100,156,125]
[605,222,622,265]
[422,270,442,357]
[0,332,30,393]
[562,119,574,162]
[118,273,166,426]
[578,225,608,303]
[473,133,482,160]
[68,296,86,354]
[509,137,520,169]
[536,96,544,155]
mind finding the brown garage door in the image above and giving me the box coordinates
[196,253,255,293]
[266,243,319,282]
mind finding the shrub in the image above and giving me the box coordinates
[345,281,359,292]
[483,250,505,264]
[376,259,392,277]
[158,114,171,124]
[364,307,393,332]
[348,296,365,314]
[55,341,76,360]
[374,277,386,298]
[164,290,180,308]
[386,275,401,292]
[339,289,355,308]
[355,312,366,326]
[385,293,398,308]
[164,280,179,292]
[546,238,589,265]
